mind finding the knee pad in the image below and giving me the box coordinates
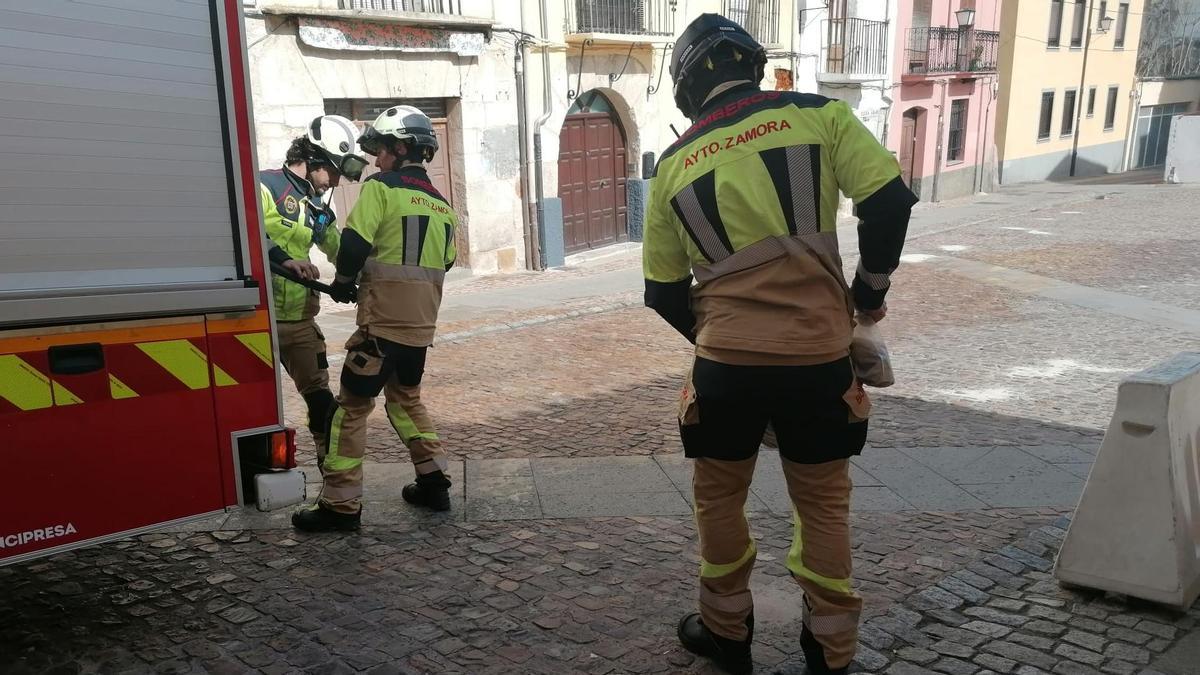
[302,389,336,434]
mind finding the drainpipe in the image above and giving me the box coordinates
[931,79,947,202]
[973,75,994,194]
[529,0,553,271]
[879,0,895,145]
[978,77,994,192]
[972,77,984,194]
[516,4,535,269]
[1122,79,1143,171]
[1068,0,1097,176]
[789,0,797,91]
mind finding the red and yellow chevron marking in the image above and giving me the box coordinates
[0,311,275,413]
[0,353,77,412]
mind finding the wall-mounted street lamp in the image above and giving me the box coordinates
[953,7,976,72]
[1097,14,1114,33]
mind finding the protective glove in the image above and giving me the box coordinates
[329,279,358,304]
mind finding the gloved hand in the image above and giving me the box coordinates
[280,259,320,281]
[329,279,358,304]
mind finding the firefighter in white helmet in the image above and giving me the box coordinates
[261,115,368,468]
[293,106,458,532]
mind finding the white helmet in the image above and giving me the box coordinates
[357,105,439,161]
[306,114,369,181]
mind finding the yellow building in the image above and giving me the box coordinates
[995,0,1144,183]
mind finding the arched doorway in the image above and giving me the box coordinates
[899,107,924,189]
[557,90,628,253]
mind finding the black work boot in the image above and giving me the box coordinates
[677,612,753,675]
[801,625,849,675]
[291,503,361,532]
[401,471,452,512]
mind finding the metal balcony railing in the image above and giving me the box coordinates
[339,0,462,12]
[822,18,888,76]
[906,27,1000,75]
[725,0,781,46]
[565,0,676,36]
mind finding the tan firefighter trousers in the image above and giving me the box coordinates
[319,331,449,514]
[276,318,333,459]
[694,455,861,669]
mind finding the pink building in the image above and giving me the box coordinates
[889,0,1002,202]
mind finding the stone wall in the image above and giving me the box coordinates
[244,14,525,274]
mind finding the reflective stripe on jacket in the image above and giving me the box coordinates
[343,167,457,346]
[643,88,910,364]
[260,168,341,321]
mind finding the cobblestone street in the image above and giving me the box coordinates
[3,177,1200,674]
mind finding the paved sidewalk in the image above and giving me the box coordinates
[190,444,1095,533]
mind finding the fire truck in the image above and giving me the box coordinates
[0,1,300,565]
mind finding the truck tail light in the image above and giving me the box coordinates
[269,428,296,469]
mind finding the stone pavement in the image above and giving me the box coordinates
[6,506,1200,675]
[839,514,1200,675]
[4,177,1200,674]
[0,509,1054,675]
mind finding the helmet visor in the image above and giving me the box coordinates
[357,125,385,157]
[339,154,368,181]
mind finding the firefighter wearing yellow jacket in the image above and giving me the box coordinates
[292,106,456,532]
[643,14,917,675]
[261,115,367,466]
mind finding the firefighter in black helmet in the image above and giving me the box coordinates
[644,13,917,675]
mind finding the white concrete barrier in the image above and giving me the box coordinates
[1056,352,1200,609]
[1164,114,1200,184]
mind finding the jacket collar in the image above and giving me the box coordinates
[696,82,761,118]
[395,164,431,180]
[283,164,318,200]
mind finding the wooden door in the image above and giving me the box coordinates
[900,109,919,188]
[424,120,452,201]
[558,112,627,253]
[558,116,589,252]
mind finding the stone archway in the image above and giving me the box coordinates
[556,89,631,253]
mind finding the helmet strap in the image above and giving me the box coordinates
[305,159,329,180]
[392,139,431,164]
[677,44,764,120]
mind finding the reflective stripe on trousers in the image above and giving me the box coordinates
[694,457,759,642]
[692,454,862,668]
[321,377,449,513]
[384,383,448,476]
[783,458,862,669]
[321,403,366,513]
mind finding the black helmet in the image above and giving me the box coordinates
[670,13,767,119]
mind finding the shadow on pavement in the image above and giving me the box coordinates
[430,373,1103,461]
[1045,166,1165,186]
